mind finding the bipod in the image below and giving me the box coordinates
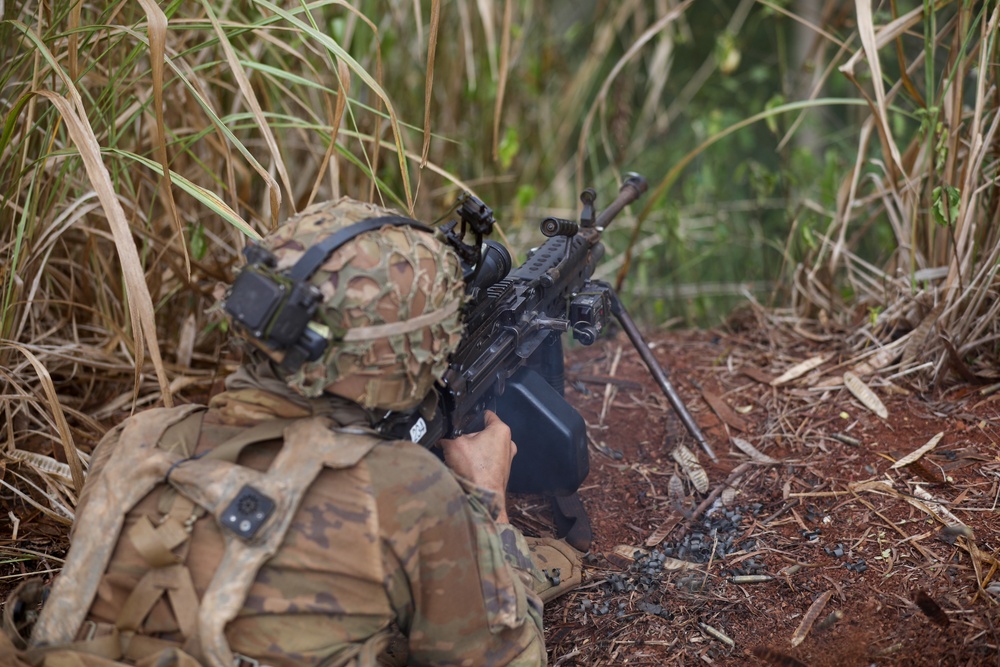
[605,286,717,463]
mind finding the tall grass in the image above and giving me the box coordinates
[787,1,1000,386]
[0,1,476,517]
[1,0,699,519]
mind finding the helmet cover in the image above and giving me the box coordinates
[248,197,465,411]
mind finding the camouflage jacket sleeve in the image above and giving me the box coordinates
[368,442,546,667]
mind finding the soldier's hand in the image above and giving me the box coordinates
[439,410,516,523]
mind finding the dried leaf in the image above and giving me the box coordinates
[644,518,681,548]
[891,432,944,469]
[176,313,197,368]
[661,556,698,571]
[909,485,964,527]
[901,301,946,369]
[668,474,685,500]
[607,544,696,571]
[671,443,709,493]
[791,589,832,647]
[7,450,74,483]
[611,544,647,562]
[771,355,827,386]
[604,544,649,570]
[848,479,897,495]
[740,366,775,384]
[721,486,738,507]
[850,340,904,377]
[731,437,779,465]
[914,590,950,628]
[843,372,888,419]
[701,388,748,431]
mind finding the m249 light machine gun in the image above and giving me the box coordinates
[423,174,716,549]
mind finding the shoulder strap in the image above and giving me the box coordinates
[31,410,384,667]
[30,405,206,649]
[162,418,384,667]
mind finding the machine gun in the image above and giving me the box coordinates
[408,174,716,513]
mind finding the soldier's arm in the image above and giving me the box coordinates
[372,427,546,666]
[439,410,515,522]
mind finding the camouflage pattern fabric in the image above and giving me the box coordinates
[66,363,546,667]
[244,198,466,412]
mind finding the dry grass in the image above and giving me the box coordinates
[788,2,1000,387]
[0,1,701,520]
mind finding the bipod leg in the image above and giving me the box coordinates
[607,290,718,463]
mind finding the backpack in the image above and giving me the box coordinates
[3,405,385,667]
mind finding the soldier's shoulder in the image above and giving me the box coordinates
[364,440,462,504]
[365,438,449,476]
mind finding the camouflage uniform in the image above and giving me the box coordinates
[26,357,546,667]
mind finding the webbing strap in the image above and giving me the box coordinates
[117,418,301,641]
[30,405,206,648]
[165,418,382,667]
[199,419,296,464]
[287,216,430,282]
[126,516,188,568]
[115,565,199,641]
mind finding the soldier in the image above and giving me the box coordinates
[5,198,579,667]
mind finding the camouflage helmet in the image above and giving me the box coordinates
[247,197,465,411]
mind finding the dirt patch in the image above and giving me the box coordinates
[518,328,1000,666]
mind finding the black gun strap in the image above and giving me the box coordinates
[288,215,431,282]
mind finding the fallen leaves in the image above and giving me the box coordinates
[771,355,827,386]
[843,371,888,419]
[890,432,945,469]
[790,589,833,647]
[701,387,749,431]
[731,436,779,464]
[671,443,709,493]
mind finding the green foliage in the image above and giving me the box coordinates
[932,185,961,227]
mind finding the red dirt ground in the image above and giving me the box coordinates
[521,327,1000,667]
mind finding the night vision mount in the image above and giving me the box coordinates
[223,215,430,372]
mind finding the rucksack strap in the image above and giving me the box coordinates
[165,418,382,667]
[30,405,206,649]
[30,409,384,667]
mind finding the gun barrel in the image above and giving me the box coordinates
[594,174,648,229]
